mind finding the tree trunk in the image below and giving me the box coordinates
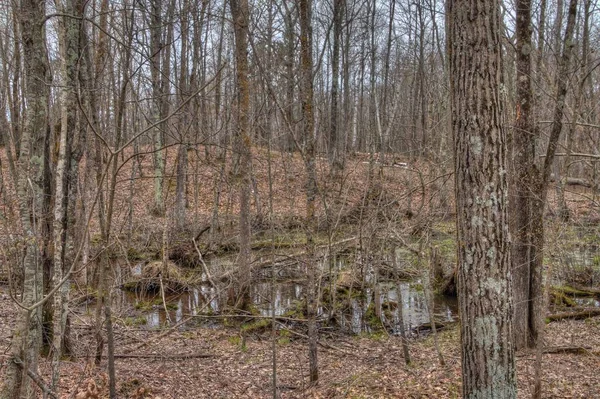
[230,0,252,310]
[299,0,319,384]
[175,0,190,230]
[512,0,537,351]
[150,0,167,216]
[51,0,83,389]
[1,0,49,395]
[329,0,343,171]
[529,0,579,349]
[447,0,517,397]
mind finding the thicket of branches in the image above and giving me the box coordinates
[0,0,599,396]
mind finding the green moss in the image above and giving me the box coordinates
[433,221,456,235]
[241,318,272,333]
[134,301,152,311]
[358,330,387,341]
[127,248,155,261]
[134,298,177,311]
[124,316,147,326]
[122,281,141,292]
[228,334,247,351]
[228,335,241,346]
[554,285,596,297]
[365,302,384,331]
[90,233,102,245]
[282,300,306,318]
[411,283,424,292]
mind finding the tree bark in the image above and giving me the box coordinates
[1,0,49,395]
[299,0,319,384]
[329,0,343,171]
[51,0,84,389]
[447,0,517,397]
[512,0,537,351]
[230,0,253,310]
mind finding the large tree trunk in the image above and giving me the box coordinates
[447,0,517,397]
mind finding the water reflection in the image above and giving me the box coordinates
[119,252,459,332]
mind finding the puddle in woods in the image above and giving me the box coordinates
[120,281,458,335]
[118,252,459,335]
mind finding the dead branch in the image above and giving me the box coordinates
[543,346,593,354]
[13,358,59,399]
[114,352,214,360]
[192,236,216,287]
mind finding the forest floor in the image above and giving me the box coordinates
[1,146,599,398]
[0,288,599,399]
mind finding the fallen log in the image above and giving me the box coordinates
[546,307,600,322]
[549,174,597,189]
[114,352,214,360]
[568,285,600,297]
[543,346,592,354]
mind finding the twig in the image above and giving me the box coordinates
[193,237,216,287]
[159,273,172,324]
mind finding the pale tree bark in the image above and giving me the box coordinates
[3,10,21,185]
[381,0,395,152]
[298,0,319,384]
[174,0,191,230]
[447,0,517,397]
[342,2,351,155]
[1,0,49,395]
[230,0,252,309]
[416,1,428,157]
[284,2,295,152]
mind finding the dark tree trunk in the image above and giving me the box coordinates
[329,0,343,171]
[299,0,319,384]
[512,0,537,351]
[230,0,252,310]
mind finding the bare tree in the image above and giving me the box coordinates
[298,0,319,384]
[1,0,49,395]
[51,0,85,390]
[230,0,253,309]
